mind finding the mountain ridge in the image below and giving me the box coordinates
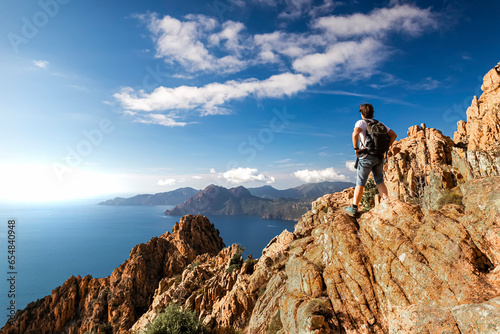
[248,181,355,199]
[98,182,355,206]
[98,187,200,206]
[165,183,355,221]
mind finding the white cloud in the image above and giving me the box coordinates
[192,175,202,179]
[292,38,387,79]
[220,167,276,184]
[114,72,310,115]
[158,178,177,186]
[131,113,188,127]
[254,0,338,20]
[33,60,49,69]
[254,31,326,62]
[115,4,439,123]
[309,0,341,18]
[209,21,246,55]
[278,0,314,20]
[345,161,357,172]
[292,167,347,182]
[314,4,438,38]
[146,14,247,74]
[407,77,440,90]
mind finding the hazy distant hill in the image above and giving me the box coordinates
[165,185,272,216]
[98,187,200,206]
[248,181,355,199]
[165,184,315,221]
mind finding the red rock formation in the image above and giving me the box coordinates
[1,215,224,334]
[129,177,499,334]
[384,62,500,209]
[383,124,458,209]
[452,62,500,181]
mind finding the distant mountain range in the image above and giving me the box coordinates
[165,181,354,221]
[99,181,355,220]
[98,187,200,206]
[248,181,355,200]
[164,184,311,221]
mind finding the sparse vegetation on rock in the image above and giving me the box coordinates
[144,303,207,334]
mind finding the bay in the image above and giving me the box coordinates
[0,198,295,322]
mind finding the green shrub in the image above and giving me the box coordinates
[227,246,245,274]
[361,178,378,211]
[144,303,207,334]
[186,261,201,271]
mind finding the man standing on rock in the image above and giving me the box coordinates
[343,103,398,217]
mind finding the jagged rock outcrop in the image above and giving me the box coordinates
[384,124,458,209]
[452,62,500,182]
[1,215,224,334]
[130,178,499,334]
[385,62,500,209]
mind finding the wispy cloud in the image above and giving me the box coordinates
[158,178,177,186]
[313,4,438,38]
[115,4,439,126]
[307,89,420,107]
[33,60,49,69]
[131,113,188,127]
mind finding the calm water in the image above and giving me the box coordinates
[0,199,295,323]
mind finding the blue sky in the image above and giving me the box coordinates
[0,0,499,201]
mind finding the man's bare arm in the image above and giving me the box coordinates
[352,127,363,155]
[388,129,397,146]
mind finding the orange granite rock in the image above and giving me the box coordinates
[1,215,224,334]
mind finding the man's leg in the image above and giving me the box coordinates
[353,185,364,206]
[344,156,372,216]
[376,182,388,199]
[373,156,388,200]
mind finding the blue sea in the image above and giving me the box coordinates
[0,198,296,324]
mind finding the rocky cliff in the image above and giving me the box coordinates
[128,63,500,334]
[1,215,224,334]
[384,62,500,210]
[130,182,500,333]
[2,63,500,334]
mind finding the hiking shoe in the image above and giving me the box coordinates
[343,204,358,217]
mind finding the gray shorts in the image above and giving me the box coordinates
[356,155,384,186]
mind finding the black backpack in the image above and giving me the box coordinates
[364,119,390,157]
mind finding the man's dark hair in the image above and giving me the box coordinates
[360,103,374,119]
